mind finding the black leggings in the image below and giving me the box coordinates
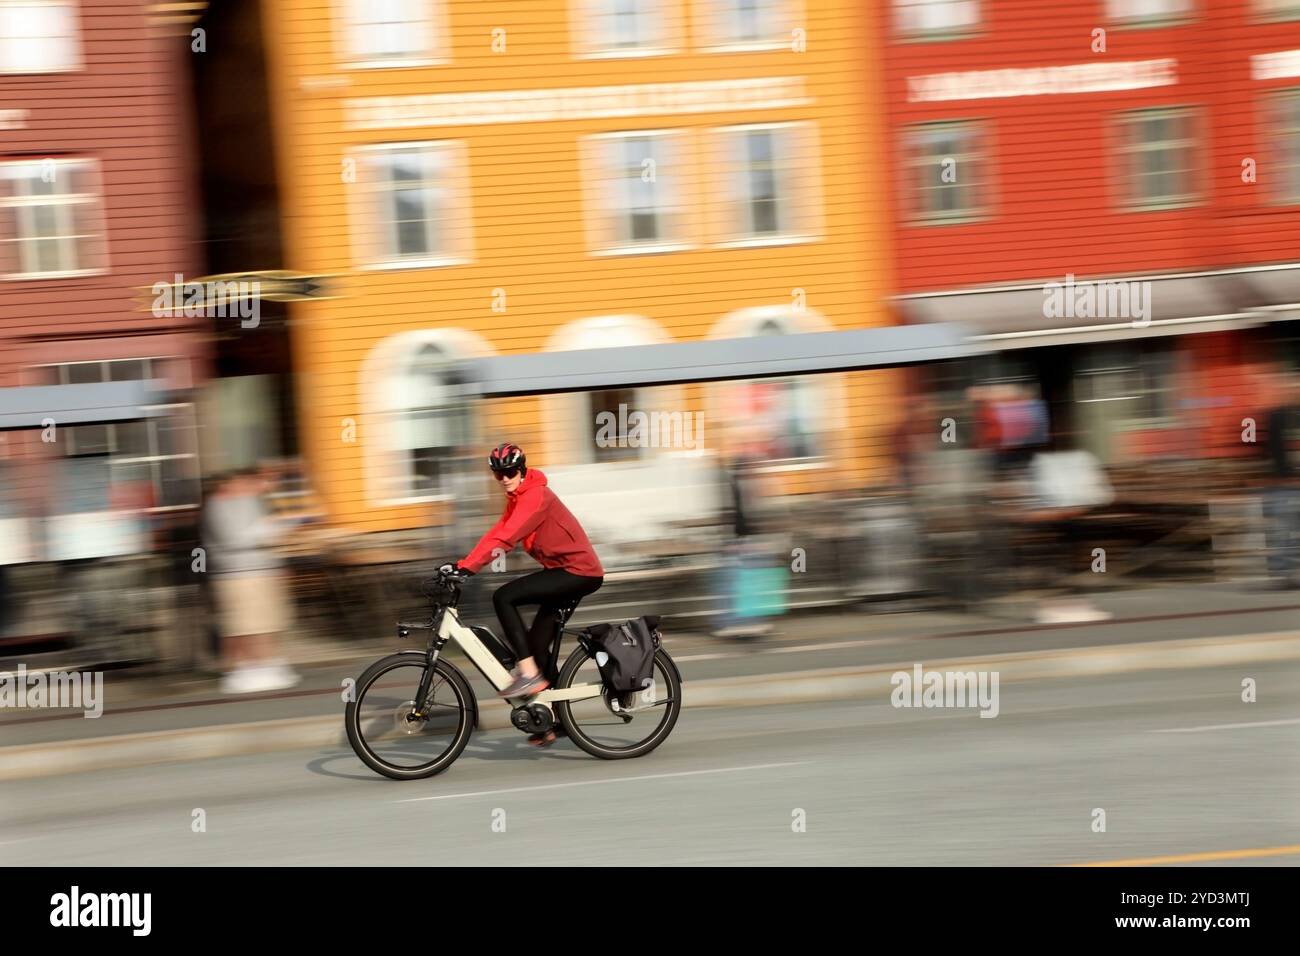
[492,568,604,669]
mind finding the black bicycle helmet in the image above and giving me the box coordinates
[488,442,526,475]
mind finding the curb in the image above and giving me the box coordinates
[2,630,1298,781]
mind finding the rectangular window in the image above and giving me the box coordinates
[574,0,676,57]
[0,0,80,73]
[895,0,979,38]
[339,0,441,66]
[0,158,106,279]
[1274,89,1300,205]
[584,130,690,254]
[590,388,643,462]
[357,142,473,268]
[1255,0,1300,21]
[1106,0,1194,23]
[904,121,987,224]
[714,122,821,244]
[1074,343,1178,464]
[699,0,795,50]
[37,360,200,509]
[1114,107,1199,210]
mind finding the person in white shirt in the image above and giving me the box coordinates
[204,467,301,694]
[1016,433,1115,625]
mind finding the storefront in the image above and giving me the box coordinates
[894,268,1300,469]
[0,379,196,643]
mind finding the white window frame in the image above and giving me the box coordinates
[0,157,107,280]
[0,0,82,74]
[695,0,802,53]
[1105,0,1195,26]
[1255,0,1300,21]
[361,329,495,507]
[543,315,684,467]
[334,0,447,69]
[33,358,201,510]
[570,0,681,59]
[894,0,980,39]
[903,120,988,225]
[1275,88,1300,206]
[581,129,695,256]
[1113,106,1200,211]
[706,306,843,467]
[389,344,473,500]
[351,141,474,270]
[712,121,823,247]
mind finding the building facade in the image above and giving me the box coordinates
[882,0,1300,466]
[262,0,897,549]
[0,0,205,567]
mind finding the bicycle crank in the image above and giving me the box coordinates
[510,702,554,735]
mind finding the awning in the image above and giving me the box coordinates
[0,380,169,429]
[1232,263,1300,322]
[469,323,982,397]
[895,272,1261,349]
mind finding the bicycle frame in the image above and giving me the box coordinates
[437,605,605,708]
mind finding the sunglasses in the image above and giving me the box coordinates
[492,468,520,480]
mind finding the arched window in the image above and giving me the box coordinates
[751,318,819,460]
[362,329,492,503]
[709,306,841,462]
[543,315,686,466]
[394,344,473,495]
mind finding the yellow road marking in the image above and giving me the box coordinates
[1067,844,1300,867]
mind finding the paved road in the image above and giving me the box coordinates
[6,582,1300,748]
[2,658,1297,865]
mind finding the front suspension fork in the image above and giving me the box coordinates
[411,610,447,718]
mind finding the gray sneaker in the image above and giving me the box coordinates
[498,673,550,699]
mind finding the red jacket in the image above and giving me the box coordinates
[459,469,604,577]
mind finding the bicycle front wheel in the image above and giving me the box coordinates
[345,654,475,780]
[554,648,681,760]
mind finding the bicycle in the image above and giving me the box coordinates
[345,567,684,780]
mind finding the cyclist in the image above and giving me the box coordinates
[444,443,605,709]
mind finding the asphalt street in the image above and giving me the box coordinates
[6,582,1300,747]
[3,658,1296,865]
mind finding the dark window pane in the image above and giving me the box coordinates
[629,210,658,241]
[67,362,103,385]
[109,359,150,382]
[591,387,641,462]
[69,424,110,456]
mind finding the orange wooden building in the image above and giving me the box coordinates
[260,0,899,544]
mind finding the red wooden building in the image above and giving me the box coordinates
[0,0,205,568]
[880,0,1300,465]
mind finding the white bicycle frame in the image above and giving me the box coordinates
[438,605,605,709]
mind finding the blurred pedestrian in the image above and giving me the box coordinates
[1263,368,1300,589]
[204,466,300,694]
[712,451,784,638]
[1014,423,1115,624]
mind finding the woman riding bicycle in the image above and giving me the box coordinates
[446,442,605,704]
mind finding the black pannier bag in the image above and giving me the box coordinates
[584,615,660,693]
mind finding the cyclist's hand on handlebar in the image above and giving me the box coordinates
[438,563,472,578]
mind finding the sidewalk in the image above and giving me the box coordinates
[2,580,1299,779]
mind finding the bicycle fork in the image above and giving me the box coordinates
[405,608,446,720]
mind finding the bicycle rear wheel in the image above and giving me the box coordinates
[554,648,681,759]
[345,654,475,780]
